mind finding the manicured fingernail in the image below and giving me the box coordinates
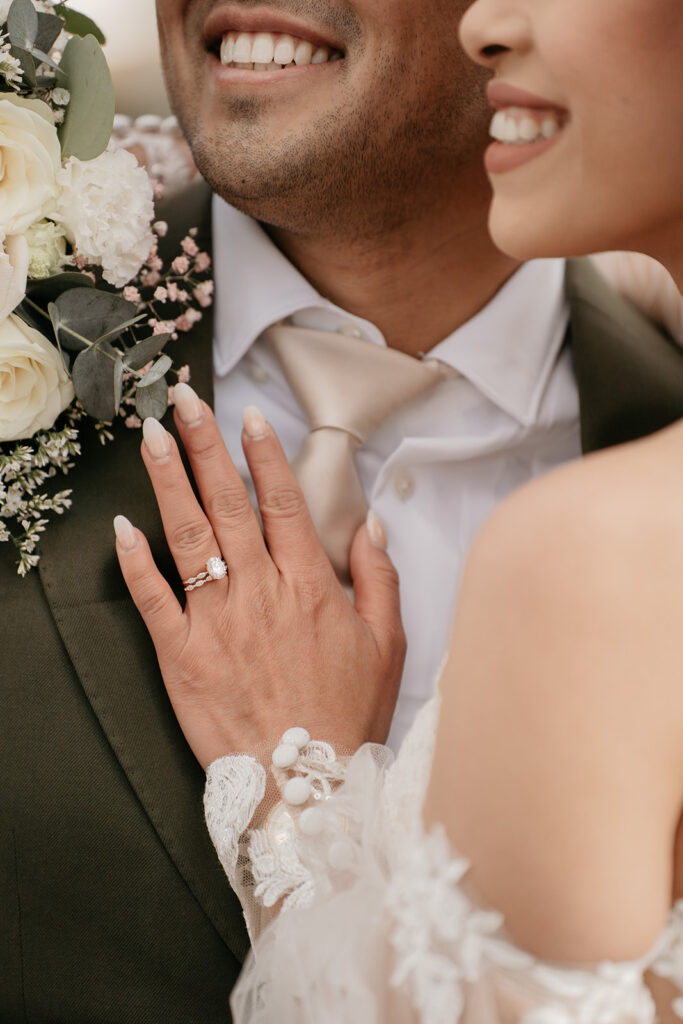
[143,417,171,459]
[367,509,387,551]
[114,514,137,551]
[243,405,269,441]
[173,382,203,425]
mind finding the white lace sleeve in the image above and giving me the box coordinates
[204,702,683,1023]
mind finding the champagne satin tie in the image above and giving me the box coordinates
[265,323,447,584]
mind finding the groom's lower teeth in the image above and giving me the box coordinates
[219,31,342,69]
[490,108,564,145]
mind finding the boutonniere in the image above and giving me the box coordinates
[0,0,212,575]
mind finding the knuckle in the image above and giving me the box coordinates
[185,427,221,464]
[136,584,172,621]
[249,576,278,634]
[206,486,253,528]
[291,571,331,614]
[259,486,305,521]
[376,558,400,592]
[170,519,214,553]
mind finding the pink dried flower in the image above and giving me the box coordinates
[193,280,214,308]
[175,309,203,332]
[181,236,199,257]
[123,286,141,303]
[166,282,179,302]
[155,320,176,336]
[153,221,169,237]
[142,270,161,287]
[153,182,165,202]
[125,415,143,429]
[172,255,190,275]
[177,289,189,303]
[194,252,211,273]
[177,364,191,383]
[189,227,198,238]
[154,286,168,302]
[147,255,163,272]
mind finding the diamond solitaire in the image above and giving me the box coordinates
[183,558,228,592]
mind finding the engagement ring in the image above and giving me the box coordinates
[183,557,228,592]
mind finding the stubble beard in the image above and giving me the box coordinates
[165,46,491,245]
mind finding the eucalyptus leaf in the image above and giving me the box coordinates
[58,34,115,160]
[136,376,169,421]
[51,288,136,352]
[26,272,95,309]
[7,0,38,49]
[137,354,172,389]
[31,47,65,77]
[96,313,147,347]
[53,4,105,45]
[72,342,123,421]
[10,44,36,88]
[35,11,64,54]
[123,333,171,372]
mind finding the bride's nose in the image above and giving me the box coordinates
[459,0,532,68]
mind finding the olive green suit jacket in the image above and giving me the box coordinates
[2,182,683,1023]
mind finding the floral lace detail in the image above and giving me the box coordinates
[248,807,315,911]
[650,900,683,1018]
[204,754,266,878]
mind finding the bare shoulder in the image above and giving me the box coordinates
[426,420,683,964]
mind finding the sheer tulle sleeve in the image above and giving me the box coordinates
[204,699,683,1023]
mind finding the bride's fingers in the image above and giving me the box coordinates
[349,514,404,659]
[241,406,331,577]
[171,384,270,576]
[140,417,228,594]
[114,515,187,654]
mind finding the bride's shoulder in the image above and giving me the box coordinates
[472,417,683,608]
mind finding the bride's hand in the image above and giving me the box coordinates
[114,383,406,770]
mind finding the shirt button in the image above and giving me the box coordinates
[249,360,269,384]
[337,323,363,339]
[392,468,415,501]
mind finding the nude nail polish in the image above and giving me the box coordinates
[243,405,269,440]
[367,509,388,551]
[114,514,137,551]
[143,417,171,458]
[173,382,203,424]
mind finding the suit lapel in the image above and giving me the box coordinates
[567,258,683,453]
[37,185,249,963]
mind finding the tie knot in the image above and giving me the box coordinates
[266,323,446,442]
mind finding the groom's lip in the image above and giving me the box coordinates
[203,4,345,54]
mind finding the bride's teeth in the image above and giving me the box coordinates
[489,108,563,145]
[274,34,295,65]
[220,32,236,64]
[311,47,329,64]
[233,32,253,63]
[252,32,275,64]
[294,40,313,65]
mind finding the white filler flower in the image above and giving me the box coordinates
[0,313,74,441]
[0,95,62,235]
[54,148,155,288]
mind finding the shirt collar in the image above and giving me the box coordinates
[213,194,568,427]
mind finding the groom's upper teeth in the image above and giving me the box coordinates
[220,31,340,69]
[490,108,564,145]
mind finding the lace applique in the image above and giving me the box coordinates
[650,899,683,1018]
[204,754,266,878]
[248,806,315,911]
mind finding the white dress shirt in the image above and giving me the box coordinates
[212,197,581,751]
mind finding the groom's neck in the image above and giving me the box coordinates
[266,176,520,359]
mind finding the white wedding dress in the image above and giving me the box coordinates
[204,695,683,1023]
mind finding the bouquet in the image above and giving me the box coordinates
[0,0,212,575]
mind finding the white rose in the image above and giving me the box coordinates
[54,148,154,288]
[24,218,66,279]
[0,95,62,235]
[0,313,74,441]
[0,1,12,21]
[0,233,29,320]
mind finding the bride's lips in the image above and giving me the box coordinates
[484,82,569,176]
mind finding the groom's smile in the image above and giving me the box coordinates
[156,0,490,237]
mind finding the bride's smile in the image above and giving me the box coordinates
[460,0,683,278]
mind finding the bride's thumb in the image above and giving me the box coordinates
[350,511,403,647]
